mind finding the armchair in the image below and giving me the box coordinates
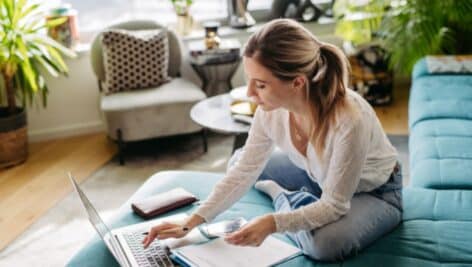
[90,20,207,165]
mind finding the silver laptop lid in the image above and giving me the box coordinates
[68,172,126,266]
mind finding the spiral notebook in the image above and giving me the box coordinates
[171,235,302,267]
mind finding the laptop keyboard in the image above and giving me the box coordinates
[123,232,174,267]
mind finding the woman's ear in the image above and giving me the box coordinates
[292,75,307,93]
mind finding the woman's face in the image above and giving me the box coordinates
[243,56,295,111]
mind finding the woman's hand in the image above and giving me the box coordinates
[142,214,205,249]
[142,222,189,249]
[224,214,276,247]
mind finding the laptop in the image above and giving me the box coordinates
[68,172,188,267]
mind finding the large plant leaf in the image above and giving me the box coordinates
[3,0,14,21]
[381,0,472,74]
[19,3,39,20]
[333,0,389,44]
[46,46,68,73]
[11,0,27,27]
[34,55,59,77]
[16,36,38,91]
[1,0,75,110]
[45,16,68,28]
[31,34,76,58]
[30,44,62,74]
[40,83,48,108]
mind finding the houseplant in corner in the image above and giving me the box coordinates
[0,0,75,168]
[333,0,393,105]
[380,0,472,75]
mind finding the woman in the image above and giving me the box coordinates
[143,18,402,261]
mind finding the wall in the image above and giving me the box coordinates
[28,21,339,142]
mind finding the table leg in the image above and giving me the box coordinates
[232,133,248,153]
[201,128,208,153]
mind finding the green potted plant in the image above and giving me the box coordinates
[333,0,388,46]
[170,0,193,16]
[333,0,393,105]
[381,0,472,74]
[0,0,75,168]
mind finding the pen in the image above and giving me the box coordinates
[142,227,188,236]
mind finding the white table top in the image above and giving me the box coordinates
[190,92,251,134]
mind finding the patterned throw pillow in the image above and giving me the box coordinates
[101,29,170,94]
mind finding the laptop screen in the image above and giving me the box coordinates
[68,173,112,240]
[68,173,128,267]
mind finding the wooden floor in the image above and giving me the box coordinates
[373,85,410,135]
[0,133,116,251]
[0,85,409,252]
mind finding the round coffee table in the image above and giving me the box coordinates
[190,92,251,152]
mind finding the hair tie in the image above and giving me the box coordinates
[312,49,327,83]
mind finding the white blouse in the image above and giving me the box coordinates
[194,89,398,233]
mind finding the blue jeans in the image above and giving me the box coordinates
[229,149,403,261]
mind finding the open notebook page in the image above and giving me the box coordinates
[172,235,302,267]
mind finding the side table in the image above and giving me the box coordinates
[188,38,242,97]
[190,93,250,153]
[190,57,241,97]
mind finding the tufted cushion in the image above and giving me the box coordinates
[101,29,170,94]
[409,119,472,189]
[348,220,472,266]
[409,71,472,189]
[408,75,472,129]
[402,187,472,221]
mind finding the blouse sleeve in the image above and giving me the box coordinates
[194,108,275,222]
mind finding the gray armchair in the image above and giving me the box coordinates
[91,20,207,165]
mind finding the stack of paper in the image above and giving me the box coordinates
[172,235,301,267]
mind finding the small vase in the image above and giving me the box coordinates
[173,2,193,35]
[176,13,193,36]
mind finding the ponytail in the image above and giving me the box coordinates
[308,42,352,159]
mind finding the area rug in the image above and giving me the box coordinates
[0,134,409,267]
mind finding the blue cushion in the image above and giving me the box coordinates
[67,171,472,267]
[410,119,472,140]
[344,254,472,267]
[402,187,472,221]
[408,75,472,129]
[409,119,472,189]
[348,220,472,266]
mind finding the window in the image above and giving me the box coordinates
[68,0,272,36]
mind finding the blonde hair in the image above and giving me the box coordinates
[244,18,355,158]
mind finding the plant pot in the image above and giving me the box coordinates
[0,108,28,169]
[344,42,393,106]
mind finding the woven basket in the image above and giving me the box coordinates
[0,109,28,169]
[347,45,393,106]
